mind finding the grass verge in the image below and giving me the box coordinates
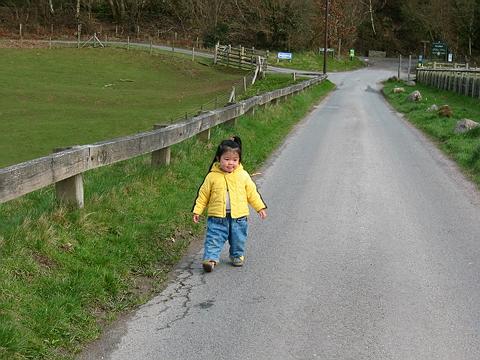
[0,79,335,359]
[268,51,365,72]
[382,79,480,186]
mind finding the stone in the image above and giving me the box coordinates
[406,81,416,86]
[438,105,453,117]
[427,104,439,112]
[393,87,405,93]
[408,90,422,102]
[454,119,480,134]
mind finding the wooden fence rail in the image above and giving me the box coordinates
[416,68,480,99]
[421,62,469,70]
[0,75,327,208]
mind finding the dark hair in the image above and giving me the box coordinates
[209,136,242,170]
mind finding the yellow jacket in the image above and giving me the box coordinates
[193,163,266,218]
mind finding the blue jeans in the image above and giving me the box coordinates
[203,215,248,262]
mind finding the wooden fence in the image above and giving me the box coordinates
[0,75,327,208]
[421,62,469,70]
[214,44,268,72]
[416,67,480,99]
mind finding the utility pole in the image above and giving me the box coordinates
[323,0,329,74]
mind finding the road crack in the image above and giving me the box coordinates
[154,258,202,331]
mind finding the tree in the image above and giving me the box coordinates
[452,0,477,58]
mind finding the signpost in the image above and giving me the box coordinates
[319,48,335,57]
[431,41,448,60]
[277,52,292,62]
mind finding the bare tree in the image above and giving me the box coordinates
[452,0,476,57]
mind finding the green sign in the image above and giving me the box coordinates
[431,41,447,57]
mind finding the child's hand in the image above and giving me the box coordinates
[193,214,200,223]
[258,209,267,220]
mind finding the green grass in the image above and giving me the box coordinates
[0,47,251,168]
[0,78,335,359]
[383,79,480,186]
[268,51,365,72]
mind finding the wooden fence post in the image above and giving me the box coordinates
[77,24,81,48]
[151,124,171,166]
[240,46,244,68]
[227,45,231,66]
[225,118,237,128]
[214,43,219,64]
[397,55,402,79]
[407,55,412,82]
[197,128,211,142]
[53,147,84,208]
[228,86,236,103]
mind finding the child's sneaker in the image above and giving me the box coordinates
[202,260,216,272]
[230,256,245,267]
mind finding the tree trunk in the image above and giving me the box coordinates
[76,0,81,23]
[368,0,376,35]
[107,0,118,22]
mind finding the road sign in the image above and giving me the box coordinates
[431,41,447,58]
[277,52,292,60]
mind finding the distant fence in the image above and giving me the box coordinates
[416,65,480,98]
[214,44,268,72]
[368,50,387,58]
[5,22,213,52]
[0,75,327,208]
[421,62,469,70]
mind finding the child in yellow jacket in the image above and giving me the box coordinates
[193,136,267,272]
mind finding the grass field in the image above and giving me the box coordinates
[383,79,480,187]
[268,51,365,72]
[0,47,252,168]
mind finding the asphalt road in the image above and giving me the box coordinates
[80,65,480,360]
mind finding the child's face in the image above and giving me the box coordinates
[219,150,240,173]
